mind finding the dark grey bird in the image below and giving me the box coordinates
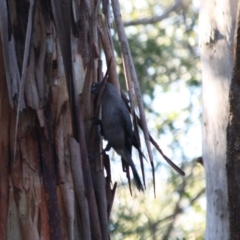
[92,116,147,161]
[91,81,144,191]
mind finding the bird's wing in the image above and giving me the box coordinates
[118,106,133,153]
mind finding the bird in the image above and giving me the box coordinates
[91,81,144,191]
[92,116,147,161]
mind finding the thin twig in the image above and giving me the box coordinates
[124,0,183,27]
[121,92,185,176]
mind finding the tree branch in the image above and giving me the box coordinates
[124,0,183,27]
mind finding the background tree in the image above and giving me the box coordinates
[199,0,238,239]
[227,3,240,239]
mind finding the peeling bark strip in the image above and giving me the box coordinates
[69,137,91,240]
[0,37,10,240]
[227,4,240,239]
[39,129,61,240]
[50,0,77,136]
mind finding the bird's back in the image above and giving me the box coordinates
[101,83,132,150]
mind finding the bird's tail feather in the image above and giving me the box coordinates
[122,149,144,191]
[131,164,144,191]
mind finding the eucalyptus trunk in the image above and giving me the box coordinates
[199,0,238,239]
[0,0,115,239]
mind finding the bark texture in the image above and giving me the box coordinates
[199,0,238,239]
[227,5,240,239]
[0,0,117,239]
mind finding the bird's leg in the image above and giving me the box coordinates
[92,117,104,136]
[104,142,112,152]
[89,142,112,160]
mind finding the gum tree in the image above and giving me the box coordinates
[199,0,238,239]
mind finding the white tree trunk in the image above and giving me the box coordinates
[199,0,238,239]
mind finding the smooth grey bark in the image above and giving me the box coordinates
[199,0,238,239]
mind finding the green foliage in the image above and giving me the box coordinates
[114,1,200,98]
[110,162,205,239]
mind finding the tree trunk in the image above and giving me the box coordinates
[199,0,238,239]
[227,4,240,239]
[0,0,114,239]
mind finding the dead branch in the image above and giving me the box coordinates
[124,0,183,27]
[121,92,185,176]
